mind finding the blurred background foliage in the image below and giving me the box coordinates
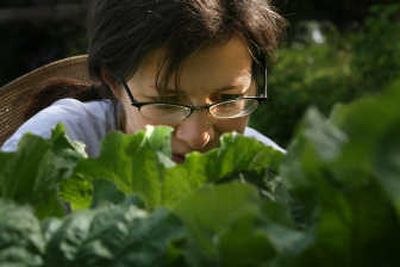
[250,2,400,147]
[0,0,399,148]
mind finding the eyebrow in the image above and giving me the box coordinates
[151,84,250,95]
[214,85,247,92]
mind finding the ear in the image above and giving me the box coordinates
[100,68,123,98]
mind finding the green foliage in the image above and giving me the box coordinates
[174,183,300,267]
[0,201,44,267]
[0,124,286,266]
[251,4,400,147]
[251,41,353,146]
[275,0,399,30]
[61,126,283,211]
[1,79,400,266]
[351,4,400,93]
[0,124,86,219]
[44,206,184,267]
[280,80,400,266]
[0,200,185,267]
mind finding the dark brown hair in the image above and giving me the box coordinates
[27,0,285,120]
[88,0,286,90]
[25,78,114,119]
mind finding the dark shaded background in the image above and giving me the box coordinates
[0,0,87,85]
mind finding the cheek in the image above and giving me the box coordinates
[120,99,148,134]
[214,116,249,134]
[119,93,176,134]
[123,105,178,134]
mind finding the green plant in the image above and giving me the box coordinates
[251,40,353,147]
[1,79,400,266]
[250,4,400,148]
[351,4,400,94]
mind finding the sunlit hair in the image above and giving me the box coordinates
[87,0,286,92]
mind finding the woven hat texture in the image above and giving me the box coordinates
[0,55,90,145]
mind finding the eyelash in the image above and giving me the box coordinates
[150,93,244,103]
[214,94,243,101]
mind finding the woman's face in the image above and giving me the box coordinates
[115,36,256,163]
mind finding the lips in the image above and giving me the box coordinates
[172,154,185,164]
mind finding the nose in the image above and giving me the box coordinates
[174,110,215,150]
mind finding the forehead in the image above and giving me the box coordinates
[130,35,253,96]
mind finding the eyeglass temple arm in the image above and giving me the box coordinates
[252,43,268,98]
[261,65,268,98]
[121,80,138,104]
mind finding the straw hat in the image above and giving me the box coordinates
[0,54,91,145]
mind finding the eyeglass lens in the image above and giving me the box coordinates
[139,98,259,123]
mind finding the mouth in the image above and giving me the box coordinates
[172,154,185,164]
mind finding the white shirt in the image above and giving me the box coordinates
[1,98,285,156]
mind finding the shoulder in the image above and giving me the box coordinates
[244,127,286,153]
[46,97,114,116]
[1,98,117,157]
[44,98,116,129]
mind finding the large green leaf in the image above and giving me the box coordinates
[63,127,284,211]
[44,204,185,267]
[162,133,285,208]
[331,81,400,215]
[174,183,297,266]
[280,85,400,266]
[0,124,86,218]
[62,126,174,210]
[0,200,44,267]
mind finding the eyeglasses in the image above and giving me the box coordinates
[120,50,268,124]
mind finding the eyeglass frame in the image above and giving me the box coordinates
[119,45,268,120]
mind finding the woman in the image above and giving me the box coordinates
[2,0,286,161]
